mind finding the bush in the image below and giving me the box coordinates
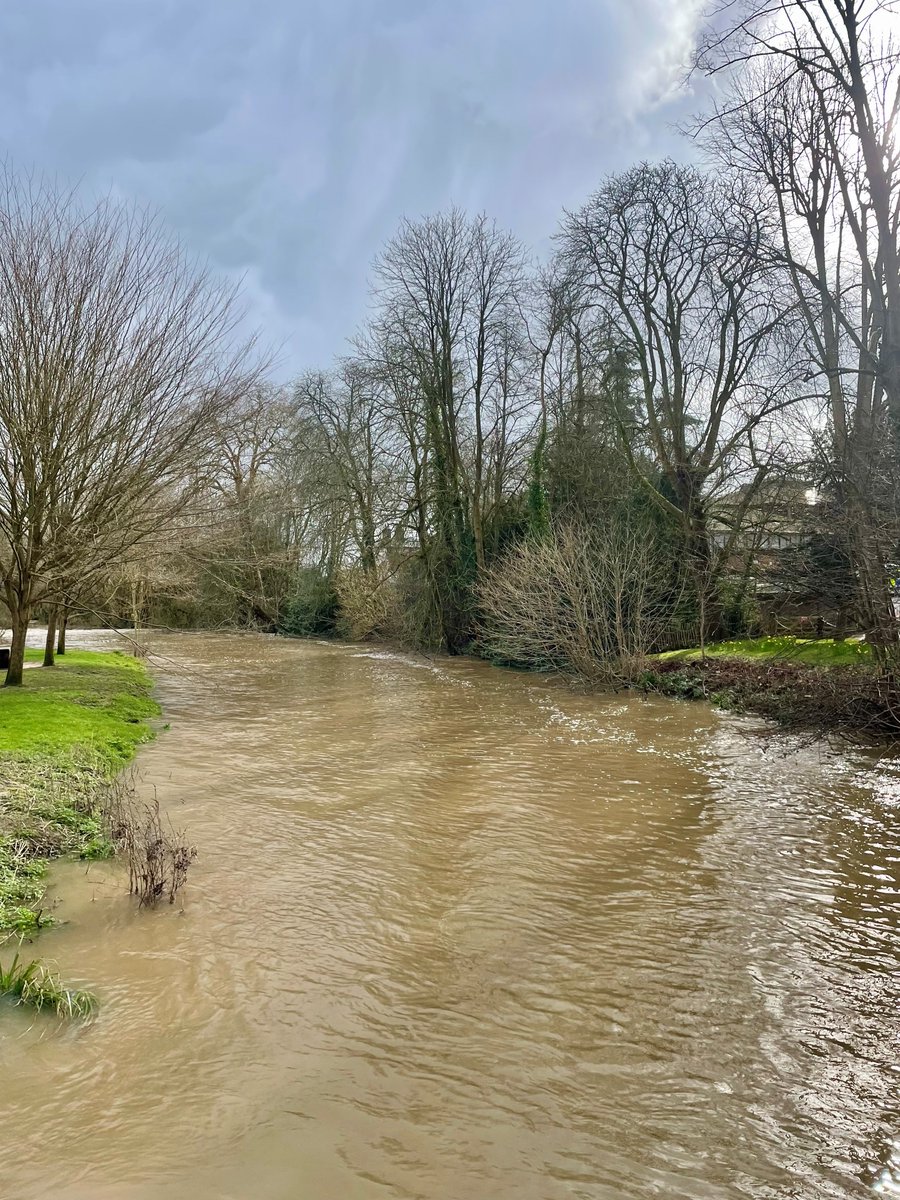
[335,558,447,649]
[279,568,338,636]
[103,777,197,908]
[477,518,684,683]
[379,556,445,649]
[333,567,391,641]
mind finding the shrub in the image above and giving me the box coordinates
[279,568,338,636]
[103,777,197,908]
[334,566,391,641]
[477,519,684,683]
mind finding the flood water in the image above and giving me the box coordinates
[1,630,899,1200]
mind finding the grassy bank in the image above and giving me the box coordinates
[0,649,159,935]
[642,637,895,741]
[657,635,873,667]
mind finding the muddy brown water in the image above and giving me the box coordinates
[1,630,899,1200]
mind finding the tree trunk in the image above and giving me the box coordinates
[843,492,899,665]
[5,609,29,686]
[472,504,485,574]
[856,548,898,665]
[573,328,586,436]
[43,608,57,667]
[57,609,68,656]
[688,524,724,649]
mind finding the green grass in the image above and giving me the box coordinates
[656,635,874,667]
[0,649,159,935]
[0,952,97,1018]
[1,649,159,761]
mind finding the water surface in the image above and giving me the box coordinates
[1,631,898,1199]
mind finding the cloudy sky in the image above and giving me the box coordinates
[0,0,708,375]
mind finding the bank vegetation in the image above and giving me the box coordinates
[0,649,175,937]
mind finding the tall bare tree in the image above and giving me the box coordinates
[366,209,529,649]
[560,161,798,636]
[700,56,900,651]
[294,363,393,574]
[697,0,900,429]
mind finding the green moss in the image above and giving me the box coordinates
[0,650,159,935]
[656,636,873,667]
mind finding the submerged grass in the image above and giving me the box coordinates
[0,952,96,1018]
[0,648,160,936]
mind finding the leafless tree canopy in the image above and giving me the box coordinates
[557,161,803,637]
[694,0,900,657]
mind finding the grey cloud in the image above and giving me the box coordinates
[0,0,708,374]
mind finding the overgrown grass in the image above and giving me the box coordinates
[0,649,159,935]
[657,635,874,667]
[0,952,96,1018]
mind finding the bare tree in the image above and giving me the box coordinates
[525,268,642,525]
[365,209,530,649]
[0,172,259,683]
[464,216,528,568]
[697,0,900,424]
[696,2,900,655]
[193,384,299,628]
[293,363,394,573]
[560,161,799,638]
[518,264,575,535]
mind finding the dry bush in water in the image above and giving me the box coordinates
[104,776,197,908]
[477,520,683,684]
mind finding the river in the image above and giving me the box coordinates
[1,630,898,1199]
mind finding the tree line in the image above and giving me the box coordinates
[3,0,900,684]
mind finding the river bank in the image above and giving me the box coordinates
[0,648,159,935]
[638,636,898,742]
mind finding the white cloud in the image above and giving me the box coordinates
[614,0,707,116]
